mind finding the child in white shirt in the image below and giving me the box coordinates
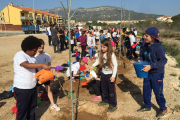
[66,57,88,82]
[13,36,50,120]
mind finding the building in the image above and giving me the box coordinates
[0,2,58,26]
[156,16,173,23]
[57,16,65,26]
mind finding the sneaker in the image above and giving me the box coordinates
[72,78,76,82]
[51,104,61,111]
[156,109,167,118]
[137,107,151,112]
[90,58,93,60]
[93,56,96,59]
[91,96,102,101]
[107,105,117,112]
[98,101,109,106]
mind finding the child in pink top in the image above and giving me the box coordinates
[111,40,115,52]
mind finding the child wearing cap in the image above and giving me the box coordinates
[87,32,96,60]
[66,57,88,82]
[137,27,167,118]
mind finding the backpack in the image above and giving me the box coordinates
[46,31,49,35]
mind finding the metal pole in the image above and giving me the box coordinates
[33,0,36,34]
[118,0,122,69]
[67,0,74,120]
[124,0,125,27]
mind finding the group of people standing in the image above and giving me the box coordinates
[46,25,68,53]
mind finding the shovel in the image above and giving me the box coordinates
[50,66,64,71]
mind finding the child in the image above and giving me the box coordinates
[125,31,138,60]
[90,38,118,112]
[13,36,50,120]
[137,27,167,118]
[87,32,96,60]
[99,30,106,49]
[94,29,100,44]
[89,71,102,101]
[107,31,111,39]
[66,57,88,82]
[70,30,75,54]
[35,39,60,111]
[77,31,87,57]
[75,30,80,46]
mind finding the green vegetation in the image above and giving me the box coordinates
[174,99,177,102]
[161,41,180,67]
[179,76,180,80]
[174,88,179,91]
[170,73,177,76]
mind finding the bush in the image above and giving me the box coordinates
[170,73,177,76]
[161,41,180,67]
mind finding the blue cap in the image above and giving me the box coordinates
[145,27,161,40]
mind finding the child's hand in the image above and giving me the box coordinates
[95,78,101,81]
[89,66,93,70]
[81,74,86,76]
[42,64,51,70]
[138,60,140,63]
[141,65,151,72]
[110,77,115,82]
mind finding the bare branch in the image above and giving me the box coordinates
[70,9,77,19]
[60,1,68,15]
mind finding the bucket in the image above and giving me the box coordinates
[35,69,54,84]
[133,61,150,78]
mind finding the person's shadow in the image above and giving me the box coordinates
[35,76,66,120]
[117,74,159,112]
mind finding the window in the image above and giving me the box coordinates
[22,22,25,25]
[29,13,32,17]
[37,15,40,18]
[21,13,24,16]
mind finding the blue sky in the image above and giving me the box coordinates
[0,0,180,16]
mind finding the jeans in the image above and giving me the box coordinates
[88,46,96,58]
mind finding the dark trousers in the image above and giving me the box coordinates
[48,36,52,46]
[91,80,101,96]
[65,41,68,49]
[81,45,86,57]
[54,45,60,52]
[143,71,167,110]
[129,47,138,59]
[14,87,37,120]
[60,39,65,51]
[101,73,117,107]
[71,44,74,53]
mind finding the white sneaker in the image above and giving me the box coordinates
[51,104,61,111]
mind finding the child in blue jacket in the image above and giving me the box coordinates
[137,27,167,118]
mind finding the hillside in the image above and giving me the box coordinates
[42,6,163,22]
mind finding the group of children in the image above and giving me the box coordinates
[13,27,167,120]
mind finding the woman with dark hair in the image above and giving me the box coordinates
[58,26,66,51]
[51,25,60,53]
[77,31,87,57]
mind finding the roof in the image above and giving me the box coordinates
[13,6,34,12]
[13,6,58,17]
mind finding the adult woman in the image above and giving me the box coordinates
[58,26,66,51]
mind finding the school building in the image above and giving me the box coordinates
[0,2,59,31]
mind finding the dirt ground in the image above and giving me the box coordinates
[0,35,180,120]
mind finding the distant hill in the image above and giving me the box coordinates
[42,6,163,22]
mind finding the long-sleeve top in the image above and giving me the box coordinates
[77,35,87,46]
[87,37,96,47]
[92,53,117,77]
[139,41,167,74]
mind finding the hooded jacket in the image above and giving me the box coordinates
[139,40,167,74]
